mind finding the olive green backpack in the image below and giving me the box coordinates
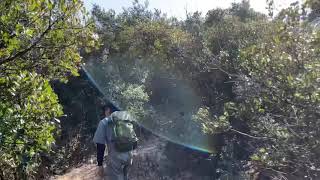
[111,111,138,152]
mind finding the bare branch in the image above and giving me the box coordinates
[230,128,274,140]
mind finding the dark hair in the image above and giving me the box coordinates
[102,102,119,113]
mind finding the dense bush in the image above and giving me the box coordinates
[0,0,96,179]
[88,1,320,179]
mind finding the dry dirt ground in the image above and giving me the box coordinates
[50,137,166,180]
[50,135,214,180]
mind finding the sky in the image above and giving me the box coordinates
[84,0,302,19]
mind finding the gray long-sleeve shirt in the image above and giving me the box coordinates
[93,117,113,166]
[93,117,113,144]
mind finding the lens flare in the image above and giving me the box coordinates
[82,59,217,154]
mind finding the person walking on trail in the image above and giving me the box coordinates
[93,103,138,180]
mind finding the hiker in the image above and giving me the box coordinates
[93,102,138,180]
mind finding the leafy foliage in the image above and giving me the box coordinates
[0,0,96,179]
[0,72,62,179]
[0,0,97,79]
[209,3,320,179]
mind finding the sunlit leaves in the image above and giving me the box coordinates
[219,5,320,178]
[0,0,97,178]
[192,107,230,134]
[0,71,63,178]
[0,0,97,79]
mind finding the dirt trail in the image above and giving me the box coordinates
[51,137,164,180]
[50,163,100,180]
[50,134,215,180]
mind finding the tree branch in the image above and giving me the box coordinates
[230,128,273,140]
[0,22,54,66]
[0,1,79,66]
